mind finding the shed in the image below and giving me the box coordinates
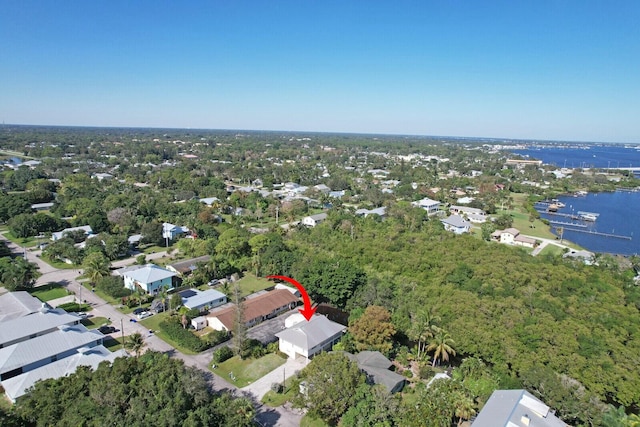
[191,316,206,331]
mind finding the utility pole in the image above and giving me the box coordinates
[275,206,279,224]
[121,318,125,350]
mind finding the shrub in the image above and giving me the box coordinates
[96,276,131,299]
[58,302,90,312]
[266,341,279,354]
[159,319,210,352]
[418,364,436,380]
[205,330,230,346]
[270,382,283,394]
[213,346,234,364]
[136,254,146,265]
[403,369,414,378]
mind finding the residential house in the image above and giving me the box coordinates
[343,351,406,393]
[411,197,441,215]
[92,173,114,181]
[191,316,207,331]
[0,324,104,381]
[472,389,567,427]
[206,289,299,333]
[0,292,43,323]
[274,283,301,298]
[441,215,471,234]
[355,207,387,218]
[275,315,346,359]
[31,202,54,211]
[0,308,80,348]
[302,213,328,227]
[563,249,595,265]
[162,222,189,241]
[167,255,211,276]
[122,264,177,294]
[313,184,331,194]
[2,346,126,403]
[491,228,537,249]
[51,225,93,241]
[180,288,227,312]
[449,205,487,223]
[199,197,220,206]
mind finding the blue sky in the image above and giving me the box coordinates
[1,1,639,142]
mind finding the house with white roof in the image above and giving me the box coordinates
[2,346,127,402]
[162,222,189,241]
[122,264,177,294]
[275,315,346,359]
[355,207,387,218]
[0,324,104,381]
[0,292,43,323]
[449,205,487,223]
[441,215,471,234]
[491,228,537,249]
[0,308,80,348]
[51,225,93,241]
[180,288,227,312]
[302,213,328,227]
[411,197,441,215]
[472,389,567,427]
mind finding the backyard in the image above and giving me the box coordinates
[30,282,70,301]
[211,354,286,388]
[233,273,275,297]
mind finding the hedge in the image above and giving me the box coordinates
[159,320,210,353]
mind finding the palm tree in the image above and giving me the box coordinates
[82,252,111,284]
[126,332,145,357]
[427,330,456,367]
[409,309,440,361]
[453,392,476,426]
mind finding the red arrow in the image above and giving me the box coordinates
[267,275,316,321]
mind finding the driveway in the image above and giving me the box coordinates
[248,308,299,344]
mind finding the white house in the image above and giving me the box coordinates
[472,389,568,427]
[180,288,227,312]
[411,197,441,215]
[491,228,537,249]
[122,264,177,294]
[0,308,80,349]
[51,225,93,241]
[275,315,346,359]
[191,316,207,331]
[302,213,328,227]
[441,215,471,234]
[449,205,487,223]
[162,222,189,241]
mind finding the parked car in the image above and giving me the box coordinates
[137,311,152,320]
[132,308,146,315]
[208,279,220,286]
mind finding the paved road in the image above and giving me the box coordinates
[2,234,303,426]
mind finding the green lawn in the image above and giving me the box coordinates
[234,273,274,297]
[30,282,70,301]
[0,231,38,248]
[261,376,300,407]
[103,336,125,352]
[81,316,110,329]
[538,243,566,257]
[211,354,286,388]
[39,255,79,270]
[138,311,198,355]
[300,414,329,427]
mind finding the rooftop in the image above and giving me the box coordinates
[472,389,567,427]
[275,315,346,351]
[209,289,299,330]
[0,292,43,323]
[122,264,177,284]
[181,288,226,309]
[168,255,211,274]
[0,309,80,348]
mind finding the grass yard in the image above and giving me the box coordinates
[103,336,125,352]
[138,311,198,355]
[211,354,286,388]
[30,282,70,301]
[39,255,78,270]
[261,376,300,407]
[538,243,567,257]
[234,273,274,297]
[0,231,38,248]
[81,316,110,329]
[300,415,329,427]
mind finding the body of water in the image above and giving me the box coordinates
[538,191,640,256]
[511,145,640,170]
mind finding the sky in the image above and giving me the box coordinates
[1,1,639,143]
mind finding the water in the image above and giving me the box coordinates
[511,145,640,169]
[539,191,640,255]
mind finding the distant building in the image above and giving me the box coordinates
[441,215,471,234]
[411,197,441,215]
[302,213,328,227]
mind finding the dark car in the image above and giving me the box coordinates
[98,325,116,334]
[132,308,146,315]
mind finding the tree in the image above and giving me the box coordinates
[453,391,476,426]
[0,257,39,291]
[82,252,111,284]
[427,329,456,367]
[295,352,366,424]
[140,221,163,245]
[295,257,367,308]
[350,305,396,356]
[125,332,145,357]
[231,283,247,357]
[340,384,400,427]
[408,309,440,361]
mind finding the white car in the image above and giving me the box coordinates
[137,311,153,320]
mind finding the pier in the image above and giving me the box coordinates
[549,220,587,228]
[537,210,581,220]
[560,228,632,240]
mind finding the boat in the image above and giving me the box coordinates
[578,211,599,221]
[575,191,588,197]
[551,199,566,208]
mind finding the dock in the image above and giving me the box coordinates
[549,220,587,228]
[560,228,632,240]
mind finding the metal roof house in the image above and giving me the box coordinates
[343,351,406,393]
[472,389,568,427]
[2,346,127,402]
[180,288,227,312]
[0,324,104,381]
[441,215,472,234]
[301,213,328,227]
[275,315,346,359]
[411,197,441,215]
[122,264,177,295]
[51,225,93,241]
[0,309,80,348]
[167,255,211,276]
[0,292,43,323]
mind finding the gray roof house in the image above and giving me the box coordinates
[355,207,387,218]
[0,292,43,323]
[0,324,104,381]
[301,213,328,227]
[275,315,346,359]
[343,351,406,393]
[2,346,127,402]
[167,255,211,276]
[122,264,177,295]
[51,225,93,241]
[472,389,568,427]
[441,215,471,234]
[180,288,227,312]
[0,308,80,348]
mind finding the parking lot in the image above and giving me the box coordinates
[247,308,299,344]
